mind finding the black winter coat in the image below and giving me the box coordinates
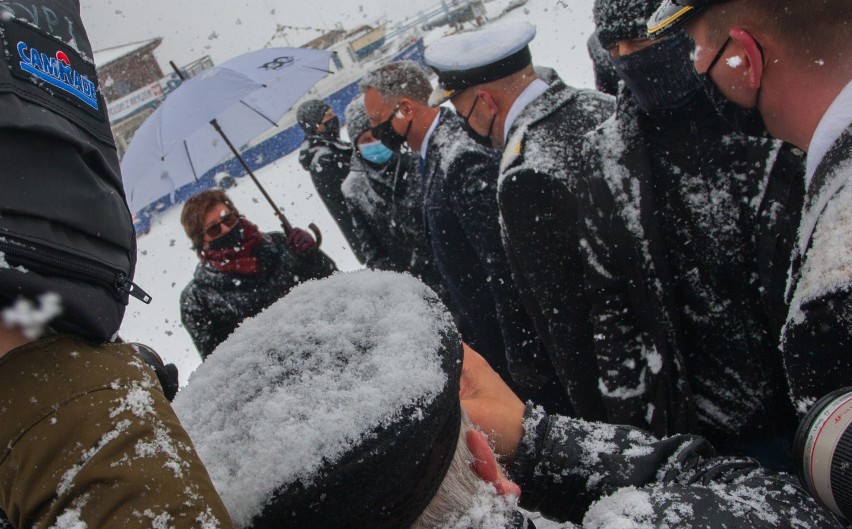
[498,71,614,420]
[577,91,805,458]
[180,232,336,359]
[341,152,445,298]
[511,406,840,528]
[423,109,552,399]
[298,135,361,258]
[782,124,852,414]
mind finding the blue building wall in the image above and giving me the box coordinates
[133,38,426,234]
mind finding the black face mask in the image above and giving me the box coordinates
[372,107,412,152]
[697,36,771,138]
[610,31,704,114]
[320,116,340,138]
[460,95,495,148]
[207,223,245,252]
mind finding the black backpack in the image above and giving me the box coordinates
[0,0,148,341]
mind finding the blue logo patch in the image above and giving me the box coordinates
[17,41,99,111]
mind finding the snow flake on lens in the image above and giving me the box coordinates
[2,292,62,339]
[16,40,99,110]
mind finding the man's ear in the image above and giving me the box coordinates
[476,90,499,115]
[397,98,414,120]
[729,27,764,89]
[466,430,521,497]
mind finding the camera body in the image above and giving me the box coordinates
[795,387,852,520]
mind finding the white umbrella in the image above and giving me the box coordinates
[120,47,333,234]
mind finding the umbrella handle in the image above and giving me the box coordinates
[308,223,323,249]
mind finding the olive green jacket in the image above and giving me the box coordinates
[0,335,234,528]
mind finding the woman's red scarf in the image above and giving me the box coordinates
[198,218,264,275]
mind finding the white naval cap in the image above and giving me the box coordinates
[424,22,537,107]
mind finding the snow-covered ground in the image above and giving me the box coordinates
[117,0,598,383]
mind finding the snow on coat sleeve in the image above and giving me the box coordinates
[496,79,614,421]
[511,406,841,529]
[297,141,313,172]
[446,149,552,389]
[781,146,852,415]
[577,132,663,431]
[341,165,386,268]
[180,281,220,360]
[0,335,233,529]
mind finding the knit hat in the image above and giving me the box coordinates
[174,270,463,529]
[296,99,330,134]
[593,0,660,50]
[344,94,373,144]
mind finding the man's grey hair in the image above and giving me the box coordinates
[411,411,517,529]
[360,60,433,105]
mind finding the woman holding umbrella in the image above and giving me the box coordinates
[179,190,337,359]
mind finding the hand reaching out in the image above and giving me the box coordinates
[459,343,526,462]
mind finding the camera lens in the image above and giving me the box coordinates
[794,387,852,520]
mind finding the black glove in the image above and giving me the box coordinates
[132,342,180,401]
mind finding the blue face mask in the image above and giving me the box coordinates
[358,140,394,165]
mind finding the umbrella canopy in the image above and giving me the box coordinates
[121,47,333,214]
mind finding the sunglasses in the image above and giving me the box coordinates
[204,211,239,239]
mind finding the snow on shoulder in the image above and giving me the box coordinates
[173,270,461,528]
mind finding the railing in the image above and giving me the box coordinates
[385,0,485,41]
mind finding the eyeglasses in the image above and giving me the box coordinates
[204,211,239,239]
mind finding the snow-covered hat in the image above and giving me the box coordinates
[344,94,372,144]
[174,270,463,529]
[648,0,729,38]
[593,0,659,50]
[424,22,536,107]
[296,99,330,134]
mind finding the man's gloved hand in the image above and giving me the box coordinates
[132,343,180,401]
[288,227,317,254]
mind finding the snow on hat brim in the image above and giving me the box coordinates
[425,22,536,107]
[174,270,462,529]
[648,0,724,38]
[594,0,660,50]
[344,94,372,144]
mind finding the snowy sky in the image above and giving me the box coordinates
[81,0,522,70]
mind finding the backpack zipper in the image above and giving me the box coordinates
[0,237,151,304]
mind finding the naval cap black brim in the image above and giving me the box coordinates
[427,46,532,107]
